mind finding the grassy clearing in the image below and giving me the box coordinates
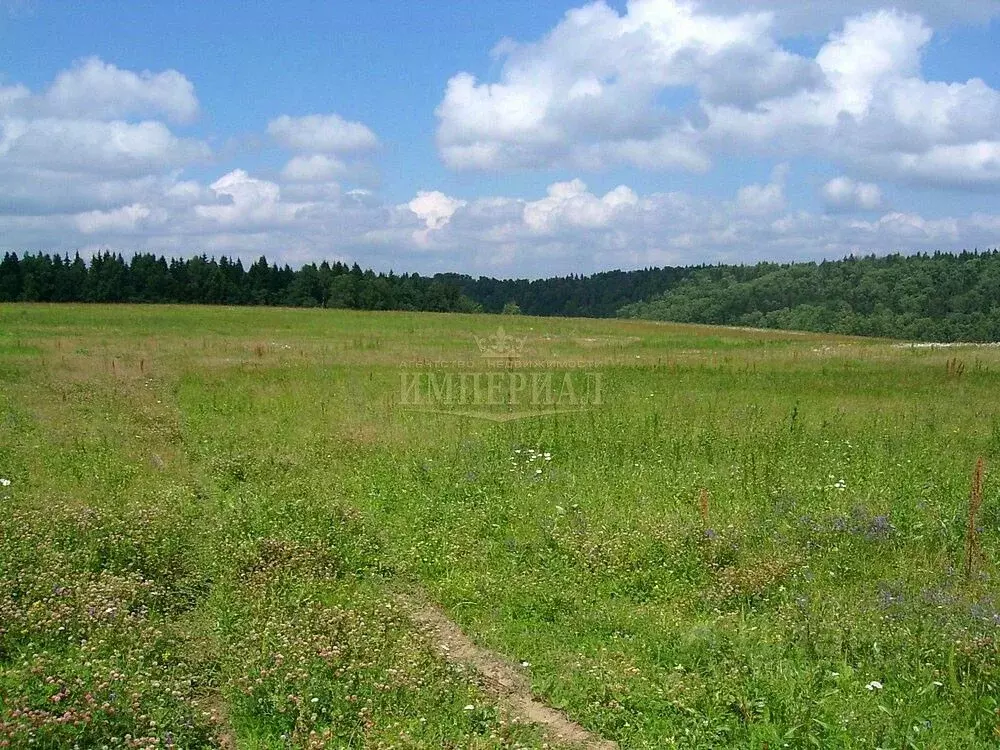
[1,303,999,748]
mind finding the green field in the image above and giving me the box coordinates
[2,304,999,749]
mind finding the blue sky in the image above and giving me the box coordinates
[1,0,999,278]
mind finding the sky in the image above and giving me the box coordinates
[1,0,999,279]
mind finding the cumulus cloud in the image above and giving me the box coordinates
[736,164,788,216]
[281,153,348,182]
[436,0,786,171]
[268,113,378,153]
[436,1,1000,190]
[0,60,389,266]
[407,190,467,246]
[194,170,306,228]
[0,83,29,110]
[523,179,639,233]
[0,57,210,227]
[0,118,209,176]
[43,57,199,124]
[822,176,883,212]
[75,202,164,234]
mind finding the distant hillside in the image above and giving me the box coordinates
[619,251,1000,342]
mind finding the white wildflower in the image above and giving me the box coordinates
[0,478,9,487]
[865,680,883,691]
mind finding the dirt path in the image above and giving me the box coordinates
[396,593,618,750]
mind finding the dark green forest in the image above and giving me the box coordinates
[0,252,479,313]
[0,251,689,316]
[619,251,1000,342]
[3,249,1000,341]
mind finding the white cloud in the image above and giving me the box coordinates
[822,176,883,212]
[0,83,29,112]
[407,190,467,245]
[75,203,164,234]
[523,179,639,233]
[690,10,1000,188]
[4,167,1000,279]
[268,113,378,153]
[195,169,305,228]
[0,117,209,176]
[281,153,347,182]
[436,0,784,171]
[43,57,199,124]
[816,11,929,116]
[436,2,1000,189]
[868,142,1000,187]
[0,57,210,230]
[736,164,788,216]
[357,177,1000,276]
[0,61,389,265]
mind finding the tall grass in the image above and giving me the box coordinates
[965,456,985,581]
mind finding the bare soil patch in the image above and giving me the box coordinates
[396,592,618,750]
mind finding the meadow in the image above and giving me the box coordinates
[1,303,999,749]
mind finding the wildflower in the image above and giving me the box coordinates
[0,478,9,487]
[463,704,475,710]
[865,680,883,691]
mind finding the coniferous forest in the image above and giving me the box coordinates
[3,249,1000,341]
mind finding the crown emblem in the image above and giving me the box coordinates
[474,326,527,359]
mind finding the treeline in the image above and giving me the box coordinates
[441,267,695,317]
[5,249,1000,341]
[0,251,703,317]
[619,250,1000,342]
[0,252,478,312]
